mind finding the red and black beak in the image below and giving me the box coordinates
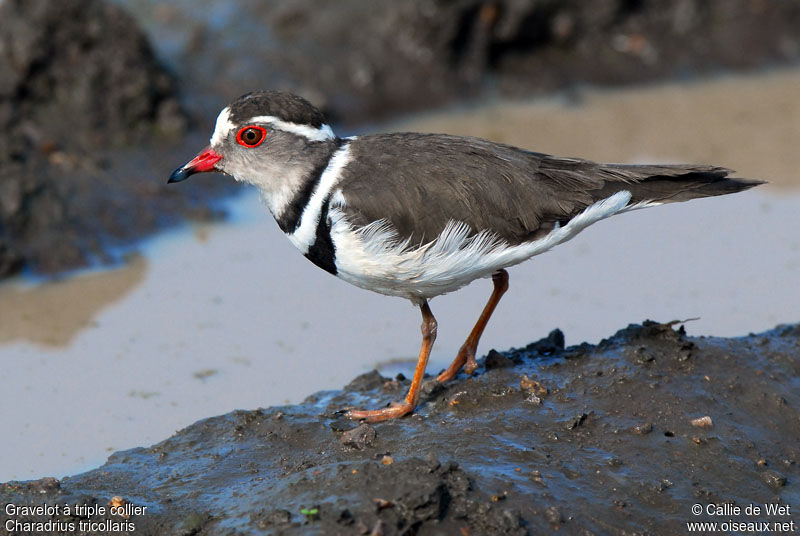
[168,147,223,183]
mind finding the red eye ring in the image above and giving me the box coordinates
[236,125,266,148]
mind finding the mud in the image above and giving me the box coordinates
[3,321,798,535]
[0,0,233,280]
[126,0,800,127]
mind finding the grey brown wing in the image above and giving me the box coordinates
[336,133,584,246]
[336,133,762,246]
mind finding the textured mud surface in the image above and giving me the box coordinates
[128,0,800,126]
[0,0,233,279]
[3,321,798,535]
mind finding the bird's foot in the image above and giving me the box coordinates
[463,354,478,375]
[344,401,416,423]
[436,347,477,383]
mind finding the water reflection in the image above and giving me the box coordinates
[0,256,147,346]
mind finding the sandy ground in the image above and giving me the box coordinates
[1,68,798,482]
[0,257,147,347]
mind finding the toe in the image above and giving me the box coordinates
[344,403,415,423]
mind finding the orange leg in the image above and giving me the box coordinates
[346,300,438,422]
[436,269,509,383]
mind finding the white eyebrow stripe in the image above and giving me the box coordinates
[209,106,233,146]
[247,115,336,142]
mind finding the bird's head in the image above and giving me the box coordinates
[169,91,337,189]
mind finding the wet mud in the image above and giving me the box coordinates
[3,321,798,535]
[0,0,233,280]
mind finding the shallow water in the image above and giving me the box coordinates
[1,70,799,482]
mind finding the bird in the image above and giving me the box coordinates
[169,90,763,422]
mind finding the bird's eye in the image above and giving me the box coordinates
[236,126,266,148]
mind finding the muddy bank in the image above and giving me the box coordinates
[127,0,800,126]
[3,321,798,535]
[0,0,233,280]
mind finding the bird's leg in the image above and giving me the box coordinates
[346,301,438,422]
[436,269,509,383]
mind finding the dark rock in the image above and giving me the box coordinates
[345,370,391,392]
[336,508,355,525]
[420,378,446,398]
[341,424,377,450]
[777,324,800,338]
[3,321,799,534]
[760,470,787,492]
[524,328,565,356]
[485,349,515,369]
[565,412,589,430]
[605,320,700,367]
[329,417,355,433]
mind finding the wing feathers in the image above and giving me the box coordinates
[338,133,763,246]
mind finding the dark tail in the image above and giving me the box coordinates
[594,164,766,205]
